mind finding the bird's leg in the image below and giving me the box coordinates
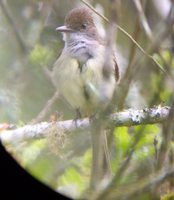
[73,108,82,127]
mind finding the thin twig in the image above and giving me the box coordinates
[157,98,174,169]
[98,124,149,200]
[116,19,141,109]
[103,168,174,199]
[133,0,173,76]
[81,0,166,73]
[0,0,28,53]
[133,0,153,41]
[32,90,60,123]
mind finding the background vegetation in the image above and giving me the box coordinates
[0,0,174,199]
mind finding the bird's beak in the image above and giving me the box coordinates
[56,26,73,32]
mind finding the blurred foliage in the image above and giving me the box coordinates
[29,44,54,66]
[1,0,174,199]
[161,192,174,200]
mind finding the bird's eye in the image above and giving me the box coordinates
[81,23,87,29]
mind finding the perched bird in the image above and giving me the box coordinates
[52,7,119,117]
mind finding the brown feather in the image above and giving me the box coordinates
[114,57,119,82]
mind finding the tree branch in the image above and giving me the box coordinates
[0,106,170,144]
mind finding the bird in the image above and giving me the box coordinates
[52,7,119,118]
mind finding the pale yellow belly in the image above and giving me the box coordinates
[52,56,115,116]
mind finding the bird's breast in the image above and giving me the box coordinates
[52,47,115,116]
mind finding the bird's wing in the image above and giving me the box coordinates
[113,55,119,82]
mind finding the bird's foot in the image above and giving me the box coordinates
[73,108,82,127]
